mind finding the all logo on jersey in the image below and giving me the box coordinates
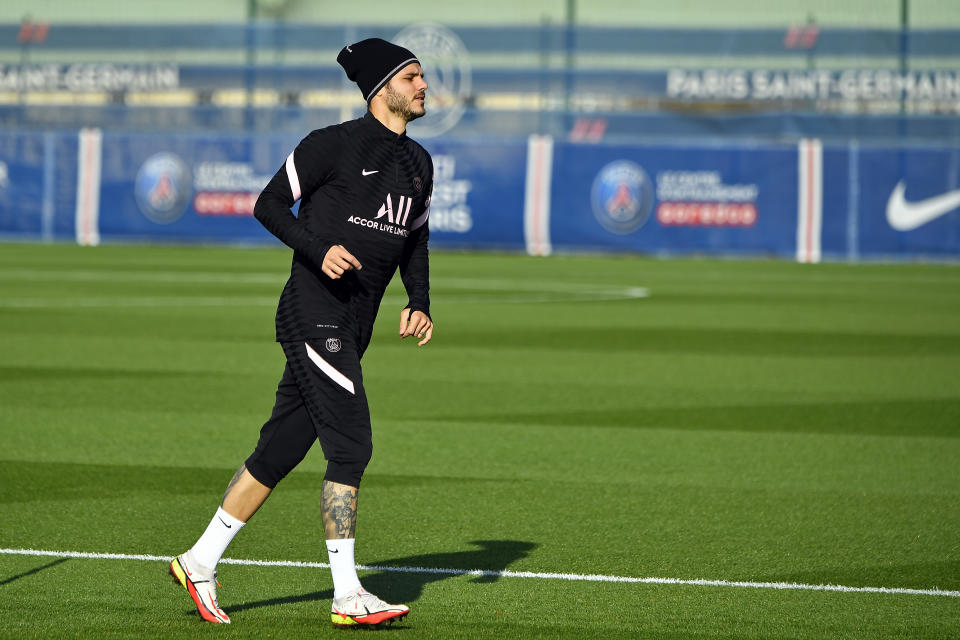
[347,192,414,237]
[376,193,413,226]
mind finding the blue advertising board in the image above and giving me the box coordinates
[420,137,527,251]
[0,132,48,238]
[548,141,798,257]
[2,128,958,262]
[91,132,528,250]
[0,131,77,241]
[855,146,960,258]
[97,132,297,244]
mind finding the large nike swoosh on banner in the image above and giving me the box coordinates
[886,181,960,231]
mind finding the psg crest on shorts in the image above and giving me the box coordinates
[135,152,192,225]
[591,160,654,235]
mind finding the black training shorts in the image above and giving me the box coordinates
[244,338,372,488]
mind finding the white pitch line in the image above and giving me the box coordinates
[0,290,648,309]
[0,268,285,285]
[0,296,280,309]
[0,268,637,292]
[1,547,956,598]
[0,268,650,307]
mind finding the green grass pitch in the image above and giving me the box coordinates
[0,243,958,639]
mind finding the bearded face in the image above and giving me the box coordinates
[385,84,425,122]
[382,65,427,123]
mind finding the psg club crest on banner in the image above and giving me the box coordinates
[135,152,193,224]
[394,23,471,138]
[591,160,654,235]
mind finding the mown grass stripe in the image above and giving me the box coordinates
[2,547,957,598]
[0,288,648,309]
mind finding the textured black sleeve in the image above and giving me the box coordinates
[253,129,338,268]
[399,161,432,319]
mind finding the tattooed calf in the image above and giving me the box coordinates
[322,480,358,539]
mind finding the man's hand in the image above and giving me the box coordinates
[399,308,433,346]
[322,245,362,279]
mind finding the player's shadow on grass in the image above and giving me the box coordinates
[0,558,69,586]
[225,539,537,616]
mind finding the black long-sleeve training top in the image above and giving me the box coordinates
[254,111,433,355]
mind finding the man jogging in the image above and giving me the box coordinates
[169,38,433,628]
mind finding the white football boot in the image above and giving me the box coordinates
[330,587,409,627]
[169,550,230,624]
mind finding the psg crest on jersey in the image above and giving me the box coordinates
[591,160,654,235]
[325,338,342,353]
[135,152,193,224]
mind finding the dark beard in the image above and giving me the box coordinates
[384,85,425,122]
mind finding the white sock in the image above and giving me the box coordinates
[327,538,362,599]
[190,506,245,570]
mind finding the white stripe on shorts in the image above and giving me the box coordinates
[304,342,355,395]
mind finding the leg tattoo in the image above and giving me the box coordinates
[221,464,246,505]
[322,480,358,539]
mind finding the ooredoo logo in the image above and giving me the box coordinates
[591,160,654,235]
[654,170,759,227]
[135,152,192,224]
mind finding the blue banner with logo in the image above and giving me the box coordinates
[549,141,798,257]
[854,146,960,258]
[98,132,297,244]
[419,137,527,250]
[2,129,958,261]
[92,132,528,250]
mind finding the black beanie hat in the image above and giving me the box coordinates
[337,38,420,104]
